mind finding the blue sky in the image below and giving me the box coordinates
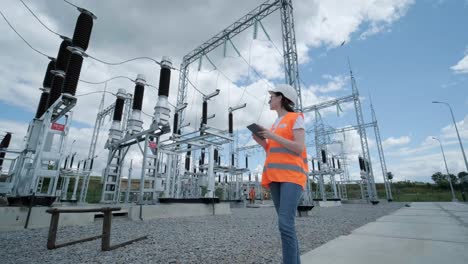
[0,0,467,184]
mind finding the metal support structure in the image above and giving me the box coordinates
[350,69,377,201]
[371,102,393,201]
[280,0,302,110]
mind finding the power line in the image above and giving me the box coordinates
[20,0,64,38]
[63,0,80,9]
[0,9,53,59]
[75,90,116,97]
[79,76,135,85]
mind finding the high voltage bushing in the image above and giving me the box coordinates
[71,12,95,51]
[0,133,12,168]
[48,38,72,108]
[153,57,172,127]
[62,9,96,97]
[173,113,179,134]
[70,153,76,168]
[36,59,56,118]
[128,74,146,134]
[228,112,233,134]
[321,149,327,164]
[358,156,365,172]
[202,101,208,126]
[108,89,126,143]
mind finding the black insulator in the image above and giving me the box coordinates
[332,157,336,168]
[77,161,81,170]
[245,156,248,168]
[201,150,205,164]
[228,112,233,134]
[187,144,191,156]
[0,133,11,167]
[317,162,321,171]
[185,156,190,171]
[70,154,76,168]
[63,156,69,169]
[0,133,11,148]
[321,149,327,164]
[43,59,56,88]
[231,154,235,166]
[218,175,221,183]
[249,173,251,181]
[202,101,208,125]
[63,53,83,95]
[90,158,94,170]
[224,176,227,183]
[72,13,94,51]
[173,113,179,134]
[35,90,50,119]
[337,159,341,169]
[214,149,218,162]
[47,75,65,108]
[158,67,171,97]
[218,156,221,166]
[358,157,365,171]
[133,84,144,110]
[55,38,72,72]
[311,159,315,171]
[113,97,125,121]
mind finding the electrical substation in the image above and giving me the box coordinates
[0,0,392,232]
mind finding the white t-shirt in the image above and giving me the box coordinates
[271,114,305,132]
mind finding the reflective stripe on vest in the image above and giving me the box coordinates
[266,162,307,176]
[269,147,301,157]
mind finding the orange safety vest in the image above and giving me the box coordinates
[261,112,308,190]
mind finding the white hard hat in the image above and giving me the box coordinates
[269,84,297,105]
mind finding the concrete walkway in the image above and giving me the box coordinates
[301,202,468,264]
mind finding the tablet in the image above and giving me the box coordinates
[247,123,265,140]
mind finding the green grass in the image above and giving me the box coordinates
[81,180,468,203]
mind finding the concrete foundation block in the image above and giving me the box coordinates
[128,202,231,221]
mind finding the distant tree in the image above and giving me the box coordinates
[432,172,458,188]
[458,171,468,180]
[386,171,394,181]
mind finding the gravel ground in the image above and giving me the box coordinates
[0,202,403,264]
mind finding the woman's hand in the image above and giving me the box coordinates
[257,126,275,140]
[252,133,267,150]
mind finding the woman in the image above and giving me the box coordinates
[253,84,307,264]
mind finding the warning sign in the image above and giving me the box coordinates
[51,123,65,131]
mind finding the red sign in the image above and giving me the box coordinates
[149,142,157,149]
[51,123,65,131]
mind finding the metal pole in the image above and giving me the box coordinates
[433,101,468,172]
[433,137,457,201]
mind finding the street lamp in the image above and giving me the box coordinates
[432,101,468,172]
[432,137,457,201]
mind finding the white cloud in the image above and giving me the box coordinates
[451,55,468,74]
[382,135,410,148]
[310,74,349,93]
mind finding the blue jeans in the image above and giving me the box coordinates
[270,182,303,264]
